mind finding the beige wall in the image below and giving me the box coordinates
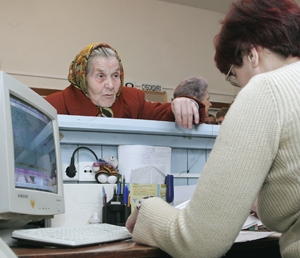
[0,0,239,103]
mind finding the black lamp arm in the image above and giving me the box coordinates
[65,146,99,178]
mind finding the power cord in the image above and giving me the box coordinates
[65,146,99,178]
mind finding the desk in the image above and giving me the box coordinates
[12,236,281,258]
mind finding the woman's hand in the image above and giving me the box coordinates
[125,208,139,234]
[171,97,199,129]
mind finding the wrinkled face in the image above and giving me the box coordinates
[201,89,212,117]
[86,56,121,107]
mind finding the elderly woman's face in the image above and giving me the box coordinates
[86,56,121,107]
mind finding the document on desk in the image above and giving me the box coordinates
[242,214,262,229]
[235,231,275,243]
[118,145,171,184]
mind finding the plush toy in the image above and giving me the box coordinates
[92,157,118,184]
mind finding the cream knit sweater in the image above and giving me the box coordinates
[132,61,300,258]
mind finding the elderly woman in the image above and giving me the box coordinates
[173,76,212,118]
[126,0,300,257]
[45,42,205,129]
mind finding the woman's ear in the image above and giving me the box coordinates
[248,48,259,68]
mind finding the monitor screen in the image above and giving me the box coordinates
[11,95,58,194]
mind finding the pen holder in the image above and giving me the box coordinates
[102,195,131,226]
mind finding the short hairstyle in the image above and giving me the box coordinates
[214,0,300,75]
[216,107,229,119]
[204,114,216,124]
[86,47,117,75]
[173,76,208,101]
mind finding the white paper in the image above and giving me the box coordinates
[242,214,263,229]
[118,145,171,183]
[174,185,196,206]
[175,199,191,209]
[235,231,275,243]
[130,166,166,184]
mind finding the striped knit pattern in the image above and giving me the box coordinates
[132,61,300,258]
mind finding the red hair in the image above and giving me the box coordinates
[214,0,300,74]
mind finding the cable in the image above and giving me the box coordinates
[65,147,99,178]
[177,149,205,176]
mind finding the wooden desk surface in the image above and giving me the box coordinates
[12,235,281,258]
[12,240,170,258]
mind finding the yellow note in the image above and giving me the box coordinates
[129,183,166,211]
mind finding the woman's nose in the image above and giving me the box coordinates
[105,77,114,88]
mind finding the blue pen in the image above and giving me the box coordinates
[117,182,121,195]
[123,185,128,205]
[165,174,174,203]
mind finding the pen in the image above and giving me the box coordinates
[165,174,174,203]
[102,186,106,206]
[123,185,128,205]
[122,175,125,195]
[104,193,107,206]
[117,182,121,195]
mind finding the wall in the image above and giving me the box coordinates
[0,0,239,103]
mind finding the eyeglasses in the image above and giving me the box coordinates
[226,65,241,87]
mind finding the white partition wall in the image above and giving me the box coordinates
[58,115,219,186]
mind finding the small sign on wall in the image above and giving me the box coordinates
[142,83,162,92]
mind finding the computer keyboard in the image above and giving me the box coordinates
[12,223,132,247]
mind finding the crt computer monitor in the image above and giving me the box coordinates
[0,71,65,235]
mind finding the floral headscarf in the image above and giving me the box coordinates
[68,42,124,97]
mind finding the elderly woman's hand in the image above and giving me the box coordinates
[125,208,139,234]
[171,97,199,129]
